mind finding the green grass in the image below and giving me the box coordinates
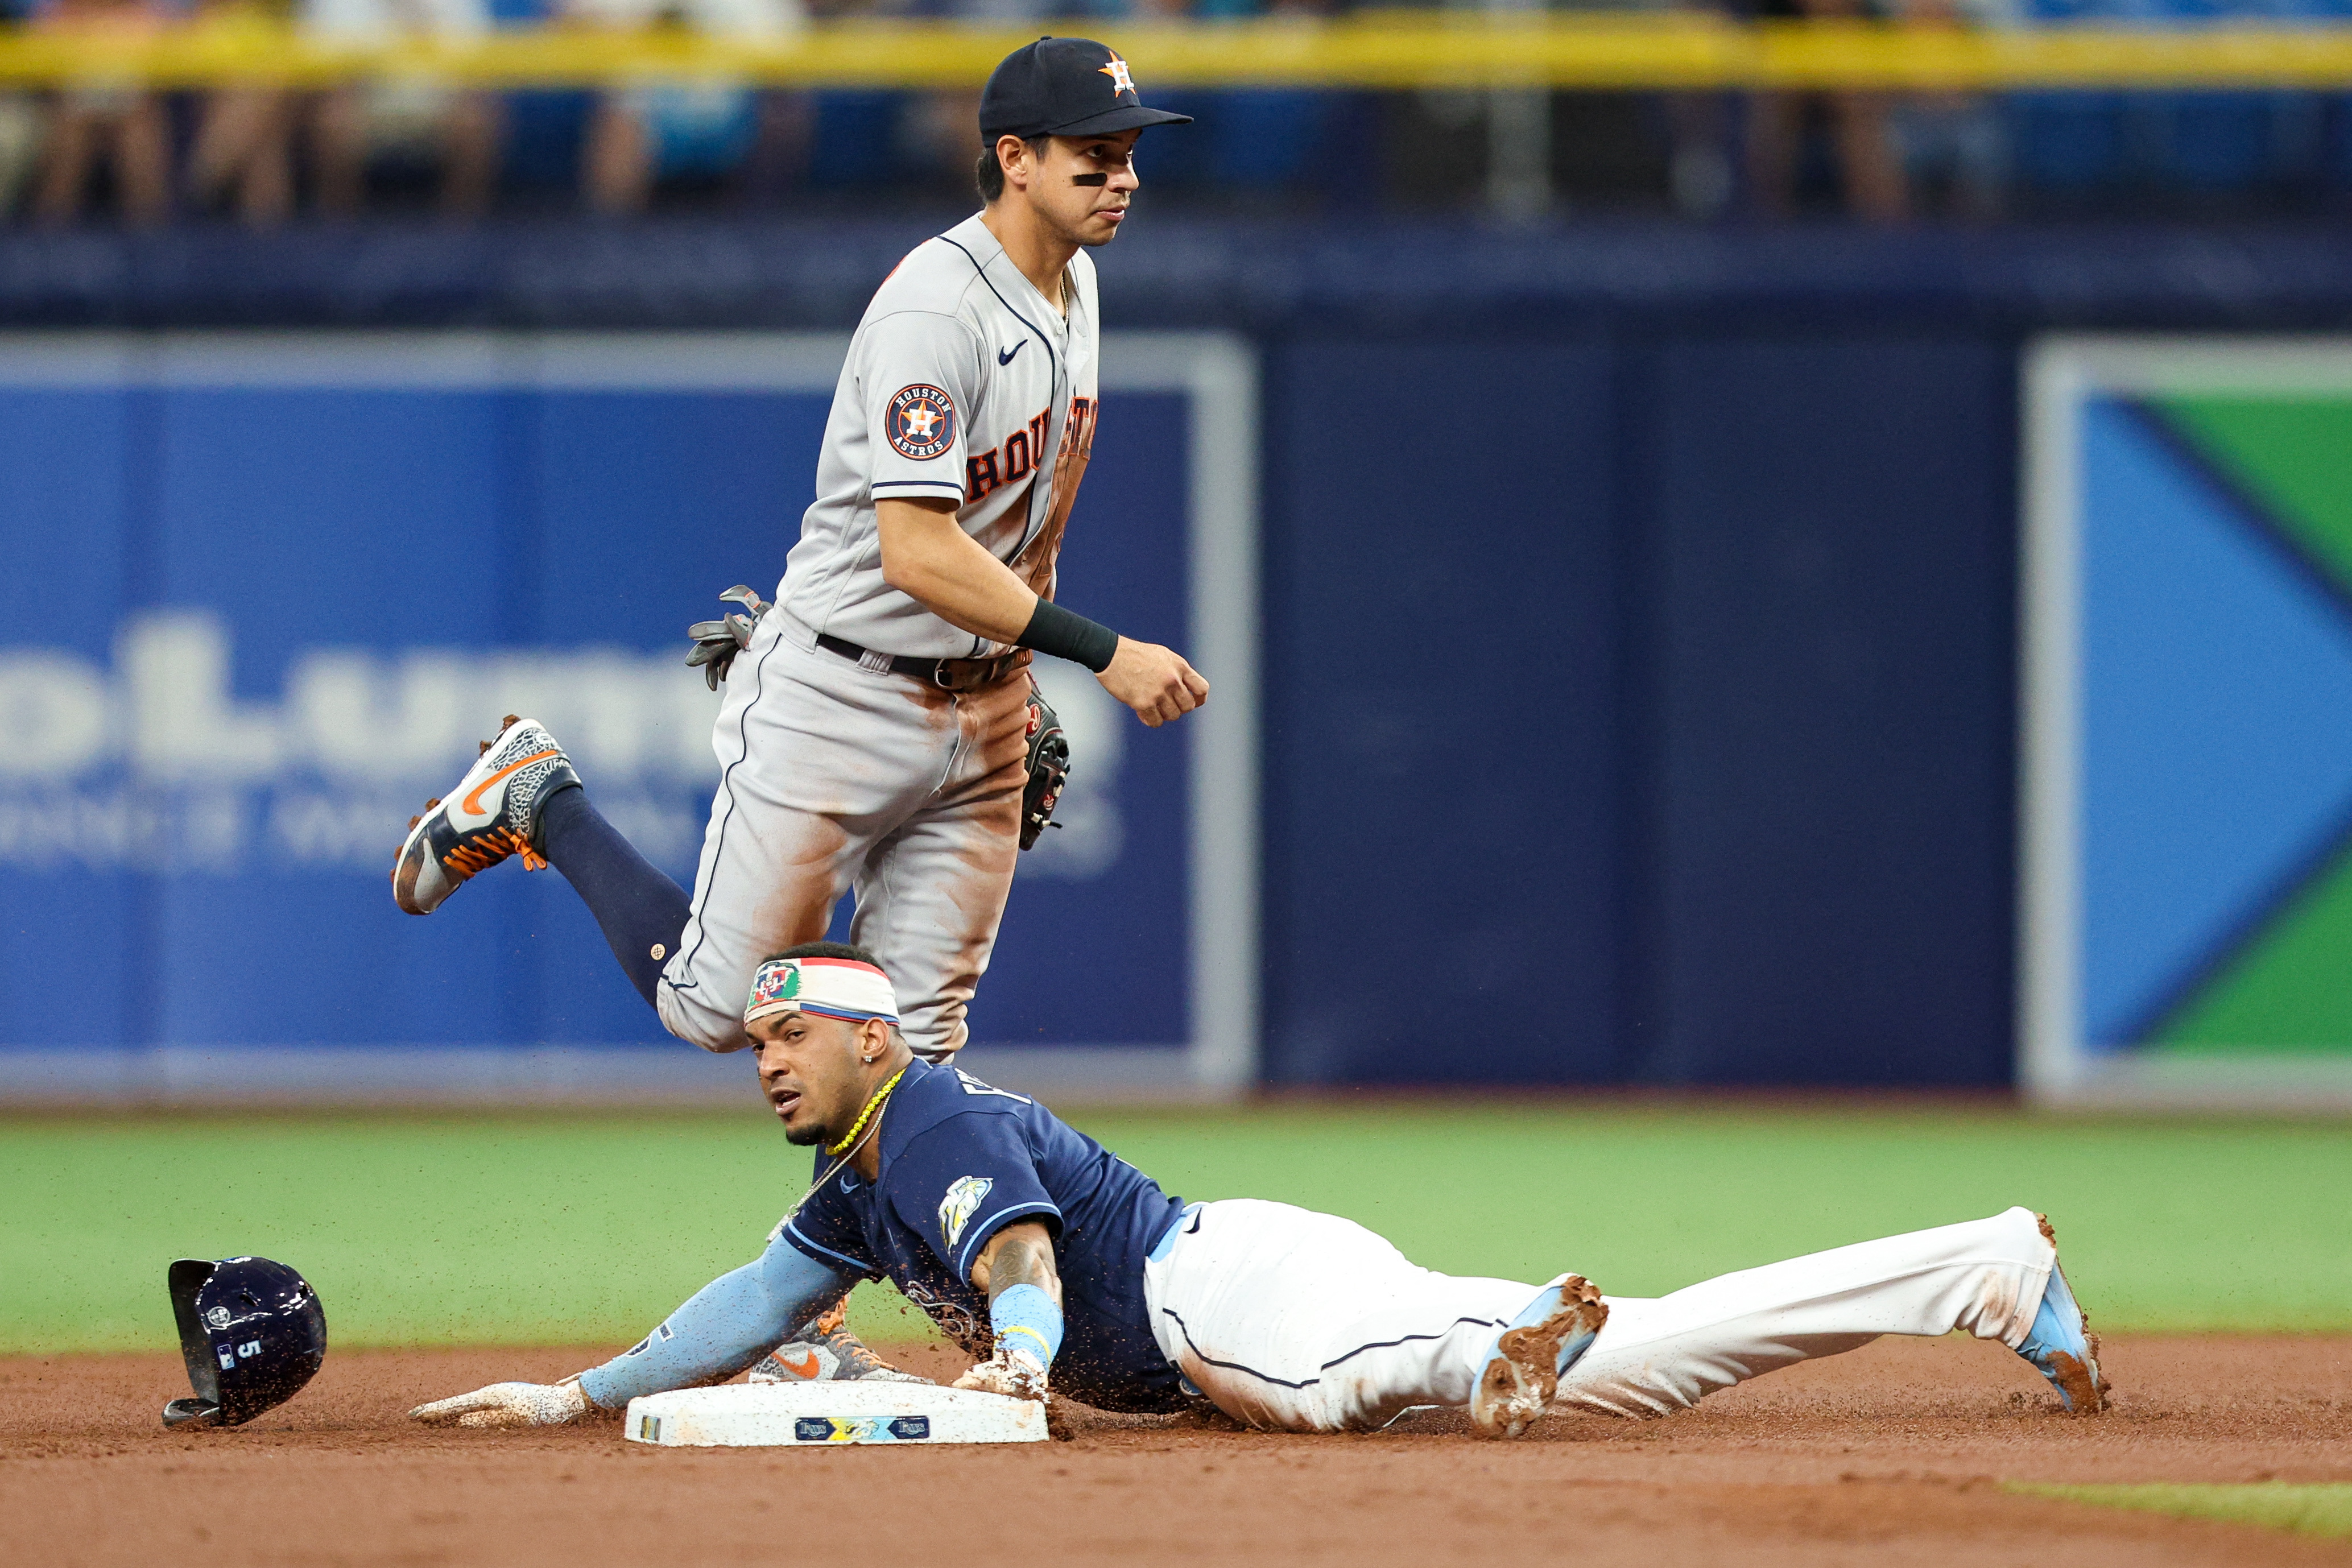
[2,1104,2348,1355]
[2007,1482,2352,1539]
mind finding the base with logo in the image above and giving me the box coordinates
[623,1381,1047,1446]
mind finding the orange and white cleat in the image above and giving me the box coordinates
[750,1300,931,1386]
[391,715,581,916]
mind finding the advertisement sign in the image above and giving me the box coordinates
[0,332,1256,1100]
[2023,336,2352,1106]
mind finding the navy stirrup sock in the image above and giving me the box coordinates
[535,784,691,1010]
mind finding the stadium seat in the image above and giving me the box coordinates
[2007,92,2131,195]
[500,92,595,197]
[1208,91,1331,189]
[805,92,907,191]
[486,0,590,199]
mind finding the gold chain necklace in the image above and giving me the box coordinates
[826,1067,906,1157]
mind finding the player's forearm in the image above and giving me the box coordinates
[875,498,1041,646]
[975,1224,1063,1306]
[576,1236,853,1409]
[964,1222,1064,1396]
[876,498,1126,675]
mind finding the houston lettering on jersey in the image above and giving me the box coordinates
[1015,396,1096,595]
[967,408,1051,502]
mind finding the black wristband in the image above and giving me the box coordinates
[1017,598,1120,673]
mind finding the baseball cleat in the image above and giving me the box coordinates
[1470,1274,1608,1439]
[750,1305,929,1385]
[2017,1214,2109,1414]
[391,716,580,916]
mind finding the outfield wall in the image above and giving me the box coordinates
[3,217,2350,1094]
[0,332,1256,1101]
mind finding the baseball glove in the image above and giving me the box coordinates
[685,584,772,690]
[1022,685,1070,851]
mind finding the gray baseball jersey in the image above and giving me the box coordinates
[777,212,1102,661]
[656,214,1106,1059]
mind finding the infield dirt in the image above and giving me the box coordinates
[6,1334,2349,1566]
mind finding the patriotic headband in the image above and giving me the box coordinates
[744,955,901,1029]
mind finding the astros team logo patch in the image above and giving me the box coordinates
[1098,53,1136,98]
[887,384,957,461]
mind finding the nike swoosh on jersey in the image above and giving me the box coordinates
[997,342,1025,365]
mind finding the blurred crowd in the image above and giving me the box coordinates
[4,0,2352,225]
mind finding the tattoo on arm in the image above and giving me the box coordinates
[974,1221,1062,1306]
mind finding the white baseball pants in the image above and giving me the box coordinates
[655,611,1030,1057]
[1141,1199,2056,1432]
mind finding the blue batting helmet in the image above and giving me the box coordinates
[163,1257,327,1429]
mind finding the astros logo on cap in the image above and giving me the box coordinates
[1098,53,1136,97]
[886,384,956,461]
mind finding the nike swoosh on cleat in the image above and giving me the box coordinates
[457,748,558,822]
[998,342,1024,365]
[779,1352,822,1379]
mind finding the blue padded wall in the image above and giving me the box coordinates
[1634,336,2018,1086]
[1259,340,1623,1085]
[1255,333,2018,1086]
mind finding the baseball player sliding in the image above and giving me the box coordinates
[412,946,2111,1437]
[388,41,1202,1377]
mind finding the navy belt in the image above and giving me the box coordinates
[816,632,1024,692]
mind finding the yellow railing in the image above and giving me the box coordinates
[7,16,2352,92]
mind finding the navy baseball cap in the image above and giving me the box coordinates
[979,37,1193,142]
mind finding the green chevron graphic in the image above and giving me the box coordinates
[2143,395,2352,1055]
[2160,397,2352,597]
[2156,842,2352,1053]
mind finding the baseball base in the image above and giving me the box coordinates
[623,1381,1048,1447]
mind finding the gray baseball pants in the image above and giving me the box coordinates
[656,610,1030,1058]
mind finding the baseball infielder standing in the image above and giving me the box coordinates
[390,36,1202,1382]
[412,944,2112,1435]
